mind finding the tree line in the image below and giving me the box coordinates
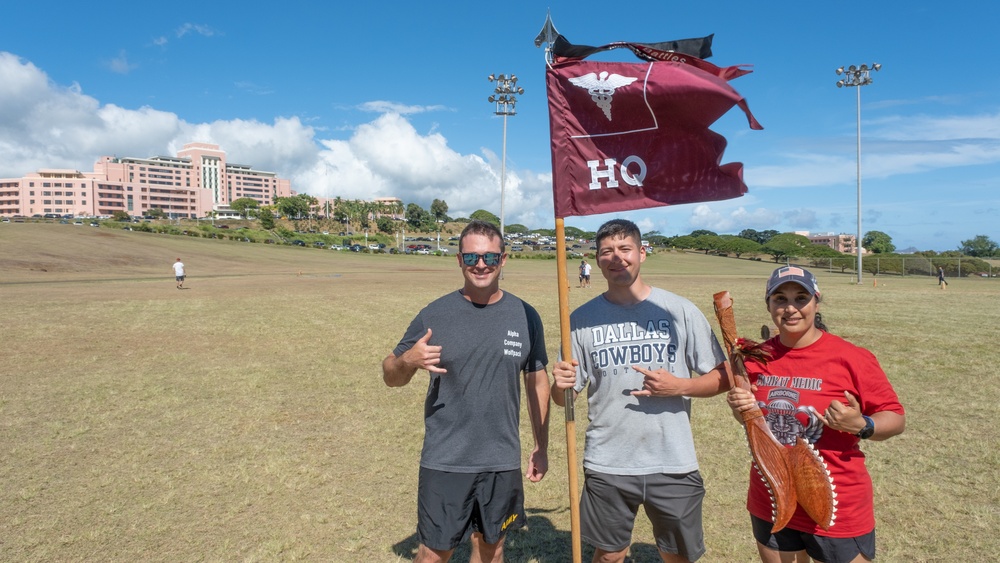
[139,197,1000,262]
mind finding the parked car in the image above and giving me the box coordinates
[511,245,524,252]
[349,244,363,252]
[292,240,306,246]
[313,241,326,248]
[330,244,344,251]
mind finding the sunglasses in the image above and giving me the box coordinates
[460,252,503,267]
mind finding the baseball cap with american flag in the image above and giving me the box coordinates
[765,266,820,300]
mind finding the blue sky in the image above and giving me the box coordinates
[2,1,998,251]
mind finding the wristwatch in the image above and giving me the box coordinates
[856,415,875,439]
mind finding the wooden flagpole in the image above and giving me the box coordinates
[555,218,582,563]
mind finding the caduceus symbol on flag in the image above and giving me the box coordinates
[568,71,638,121]
[534,12,774,563]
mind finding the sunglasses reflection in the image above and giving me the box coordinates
[461,253,502,267]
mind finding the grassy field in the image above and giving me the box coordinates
[1,222,998,562]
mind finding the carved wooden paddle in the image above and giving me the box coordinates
[713,290,837,530]
[713,290,798,531]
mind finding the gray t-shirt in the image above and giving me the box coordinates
[566,287,725,475]
[394,290,547,472]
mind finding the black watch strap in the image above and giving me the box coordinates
[856,415,875,439]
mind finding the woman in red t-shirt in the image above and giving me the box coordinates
[727,266,906,563]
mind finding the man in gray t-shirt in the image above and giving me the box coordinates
[382,220,550,563]
[553,219,730,563]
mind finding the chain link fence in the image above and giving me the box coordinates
[797,256,996,279]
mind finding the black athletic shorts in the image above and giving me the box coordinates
[751,514,876,563]
[580,469,706,561]
[417,467,525,551]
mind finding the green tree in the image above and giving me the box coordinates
[506,224,529,235]
[257,205,275,229]
[671,235,696,249]
[758,230,780,244]
[959,234,999,258]
[689,229,717,237]
[430,199,450,222]
[761,233,813,263]
[469,209,500,227]
[693,234,724,254]
[147,208,166,219]
[645,234,671,247]
[230,197,259,219]
[862,230,896,254]
[406,203,429,230]
[276,195,311,219]
[376,216,396,235]
[736,228,778,245]
[808,245,844,258]
[332,197,349,224]
[359,200,378,230]
[112,210,131,221]
[718,235,762,258]
[300,194,319,220]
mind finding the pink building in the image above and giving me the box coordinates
[0,142,291,219]
[804,232,863,254]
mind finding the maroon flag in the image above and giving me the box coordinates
[548,57,762,218]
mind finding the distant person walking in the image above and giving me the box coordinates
[173,258,186,289]
[938,266,948,289]
[583,260,592,288]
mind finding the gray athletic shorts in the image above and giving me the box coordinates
[752,514,876,563]
[581,469,706,560]
[416,467,525,551]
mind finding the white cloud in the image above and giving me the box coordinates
[0,51,551,223]
[783,208,819,231]
[106,50,137,74]
[176,23,217,39]
[686,204,786,233]
[358,101,450,115]
[873,112,1000,141]
[234,81,274,96]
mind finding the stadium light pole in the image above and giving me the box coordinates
[836,63,880,285]
[487,73,524,244]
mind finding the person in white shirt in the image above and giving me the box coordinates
[173,258,186,289]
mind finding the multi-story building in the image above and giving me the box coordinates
[800,232,862,254]
[0,142,291,219]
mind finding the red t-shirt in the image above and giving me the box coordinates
[743,332,904,537]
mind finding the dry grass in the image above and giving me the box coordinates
[1,223,998,562]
